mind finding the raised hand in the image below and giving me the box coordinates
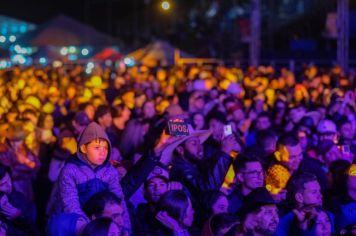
[0,195,21,220]
[293,205,317,230]
[156,211,182,232]
[155,133,185,166]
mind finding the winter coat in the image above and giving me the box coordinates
[47,122,131,230]
[170,151,233,199]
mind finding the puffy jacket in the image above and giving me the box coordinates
[50,122,131,230]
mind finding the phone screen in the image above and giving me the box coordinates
[224,125,232,137]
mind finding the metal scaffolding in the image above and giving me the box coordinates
[337,0,349,73]
[250,0,261,67]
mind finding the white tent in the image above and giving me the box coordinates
[126,40,191,67]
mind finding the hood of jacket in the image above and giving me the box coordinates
[76,122,112,166]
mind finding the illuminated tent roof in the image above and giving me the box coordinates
[92,47,122,61]
[126,40,191,67]
[16,15,118,47]
[0,15,37,48]
[31,46,63,60]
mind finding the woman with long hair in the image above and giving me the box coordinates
[155,190,195,236]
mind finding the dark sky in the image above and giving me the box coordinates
[1,0,355,58]
[0,0,191,34]
[0,0,196,49]
[1,0,126,33]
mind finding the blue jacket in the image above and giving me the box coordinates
[48,122,131,230]
[276,210,335,236]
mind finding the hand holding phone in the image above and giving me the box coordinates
[223,125,232,137]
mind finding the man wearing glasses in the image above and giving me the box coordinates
[228,155,264,214]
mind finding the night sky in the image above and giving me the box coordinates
[1,0,355,58]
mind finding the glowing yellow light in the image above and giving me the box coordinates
[223,164,236,188]
[17,79,25,89]
[48,86,60,96]
[161,1,171,11]
[42,102,55,114]
[53,60,63,68]
[156,100,170,114]
[157,69,167,81]
[89,76,102,88]
[25,96,41,110]
[348,164,356,176]
[266,164,291,195]
[226,72,237,82]
[83,88,93,99]
[219,79,231,90]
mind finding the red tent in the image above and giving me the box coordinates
[92,48,122,61]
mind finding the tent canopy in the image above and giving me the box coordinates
[126,40,191,67]
[92,47,122,61]
[31,47,62,60]
[16,15,118,47]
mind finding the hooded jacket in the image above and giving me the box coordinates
[53,122,131,229]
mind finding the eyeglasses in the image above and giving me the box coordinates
[242,170,264,177]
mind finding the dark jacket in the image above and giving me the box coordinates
[331,195,356,231]
[227,187,245,215]
[46,213,82,236]
[0,191,38,236]
[120,151,160,200]
[133,203,162,235]
[276,211,335,236]
[170,151,233,198]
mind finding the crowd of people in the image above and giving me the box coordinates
[0,62,354,236]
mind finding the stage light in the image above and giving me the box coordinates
[60,47,68,56]
[53,60,63,68]
[9,35,16,42]
[12,55,26,64]
[0,60,7,69]
[69,46,76,54]
[0,36,6,43]
[68,55,77,61]
[81,48,89,56]
[14,45,21,53]
[87,62,94,69]
[39,57,47,64]
[123,57,135,67]
[161,1,171,11]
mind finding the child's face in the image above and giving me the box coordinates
[81,139,109,166]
